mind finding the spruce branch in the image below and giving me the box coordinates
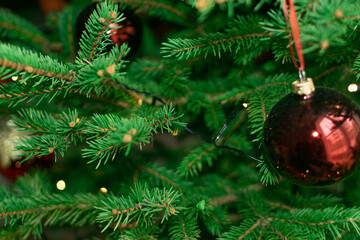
[84,113,122,138]
[178,144,219,178]
[14,134,70,161]
[257,157,280,186]
[83,116,152,167]
[160,66,190,99]
[10,109,86,162]
[353,54,360,80]
[96,183,180,231]
[112,0,194,25]
[73,44,129,96]
[0,173,100,238]
[220,208,360,240]
[0,43,133,107]
[12,109,84,136]
[178,109,248,178]
[0,8,49,50]
[136,163,190,191]
[219,191,360,240]
[219,81,291,104]
[162,32,271,60]
[83,105,185,167]
[75,0,124,68]
[1,175,181,239]
[118,225,158,239]
[169,214,201,240]
[139,165,181,189]
[162,15,271,60]
[10,105,184,166]
[58,6,77,60]
[241,74,293,185]
[11,109,86,157]
[0,43,74,105]
[128,59,168,83]
[0,82,64,106]
[0,43,74,83]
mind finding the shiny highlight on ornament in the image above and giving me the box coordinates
[99,187,108,194]
[56,180,66,190]
[348,84,358,92]
[311,131,319,138]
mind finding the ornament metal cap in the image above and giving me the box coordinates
[292,78,315,96]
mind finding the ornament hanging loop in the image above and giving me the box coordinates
[282,0,306,72]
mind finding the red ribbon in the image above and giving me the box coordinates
[282,0,305,71]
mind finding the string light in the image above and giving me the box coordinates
[242,103,248,108]
[99,187,108,194]
[11,76,19,81]
[56,180,66,191]
[172,129,178,136]
[348,83,358,92]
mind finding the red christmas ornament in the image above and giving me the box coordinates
[109,21,136,45]
[263,79,360,186]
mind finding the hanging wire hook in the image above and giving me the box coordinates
[118,82,262,162]
[299,70,306,82]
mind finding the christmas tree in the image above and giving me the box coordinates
[1,0,360,239]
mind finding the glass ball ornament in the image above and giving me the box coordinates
[263,86,360,186]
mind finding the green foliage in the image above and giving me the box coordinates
[162,15,269,60]
[246,74,293,185]
[15,134,70,161]
[72,44,129,96]
[0,8,49,50]
[11,108,85,161]
[177,144,220,177]
[169,215,201,240]
[113,0,195,26]
[83,104,185,167]
[0,43,72,106]
[96,183,180,231]
[160,66,190,99]
[75,0,124,68]
[1,0,360,239]
[220,192,360,240]
[136,162,191,191]
[58,6,78,59]
[0,173,100,238]
[118,225,159,240]
[128,59,167,85]
[0,43,73,83]
[1,174,180,239]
